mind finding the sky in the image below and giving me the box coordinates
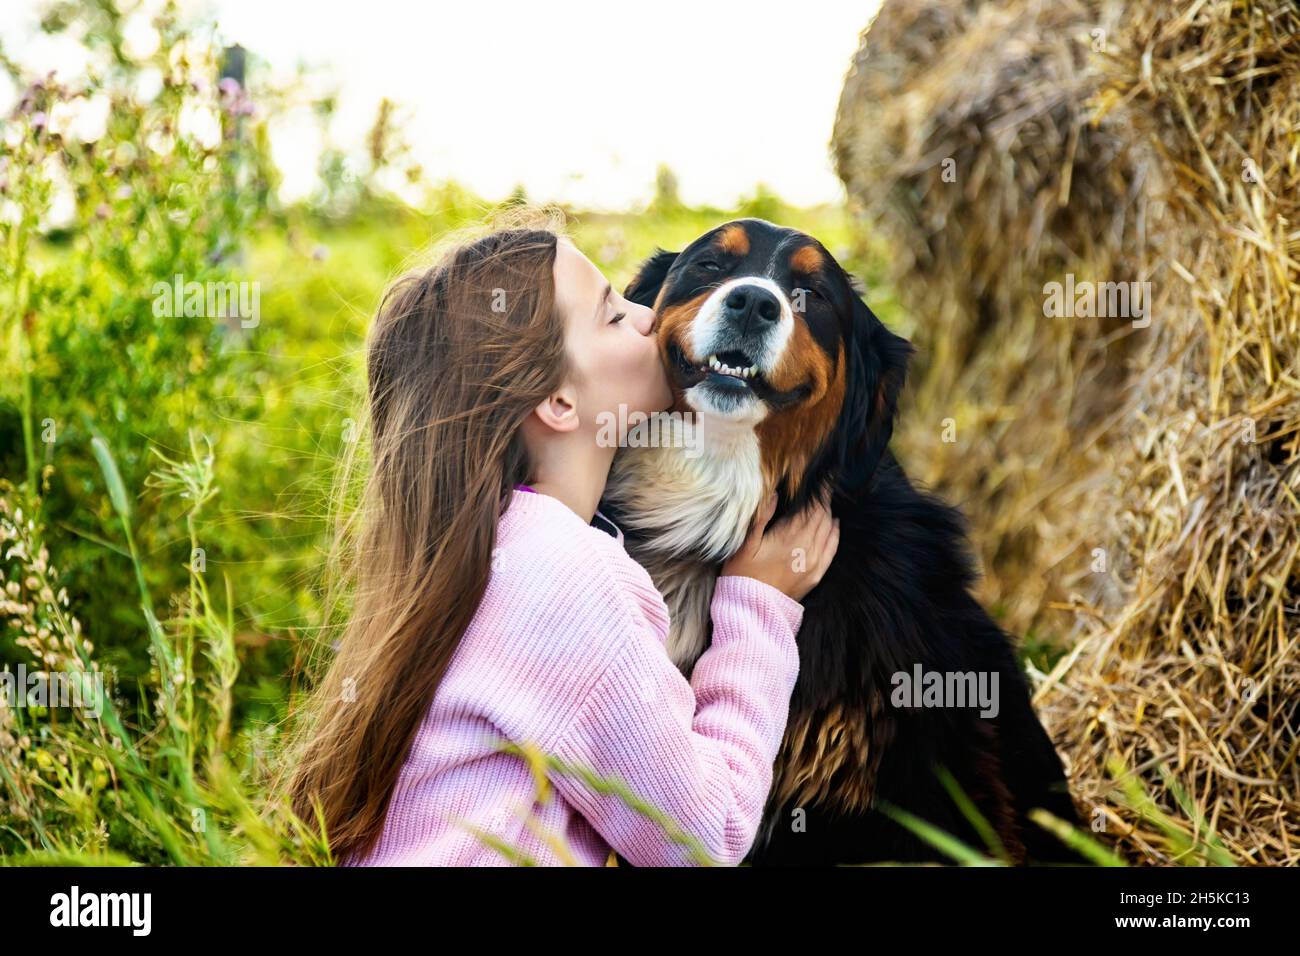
[1,0,882,210]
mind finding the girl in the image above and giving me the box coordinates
[278,207,839,866]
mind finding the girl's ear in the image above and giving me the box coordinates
[533,387,580,433]
[623,248,679,308]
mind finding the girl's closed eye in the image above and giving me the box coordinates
[610,311,627,324]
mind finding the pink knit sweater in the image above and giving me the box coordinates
[341,487,804,867]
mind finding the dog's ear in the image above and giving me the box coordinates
[836,292,913,490]
[623,248,679,308]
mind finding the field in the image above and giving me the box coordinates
[3,0,1293,867]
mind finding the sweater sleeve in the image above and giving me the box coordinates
[547,573,803,866]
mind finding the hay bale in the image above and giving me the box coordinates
[833,0,1300,863]
[832,0,1149,631]
[1040,0,1300,864]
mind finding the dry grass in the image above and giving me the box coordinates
[833,0,1144,630]
[833,0,1300,864]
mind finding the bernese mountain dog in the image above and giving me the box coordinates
[599,218,1083,865]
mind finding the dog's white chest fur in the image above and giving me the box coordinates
[602,413,766,671]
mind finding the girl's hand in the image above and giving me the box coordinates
[720,489,840,602]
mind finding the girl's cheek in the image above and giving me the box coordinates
[619,340,648,379]
[640,334,660,373]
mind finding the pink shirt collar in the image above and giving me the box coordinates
[513,484,623,543]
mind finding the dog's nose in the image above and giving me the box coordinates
[723,284,781,332]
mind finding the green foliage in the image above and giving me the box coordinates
[0,0,277,702]
[0,441,328,863]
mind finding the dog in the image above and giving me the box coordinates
[599,218,1083,865]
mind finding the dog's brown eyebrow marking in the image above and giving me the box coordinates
[716,224,750,256]
[789,244,824,275]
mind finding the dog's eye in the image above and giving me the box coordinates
[698,260,722,272]
[797,285,825,301]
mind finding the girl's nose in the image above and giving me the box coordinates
[631,303,655,337]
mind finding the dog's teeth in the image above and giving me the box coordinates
[705,356,760,379]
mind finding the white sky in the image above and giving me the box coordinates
[1,0,881,210]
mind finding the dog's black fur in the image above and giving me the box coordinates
[603,219,1083,865]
